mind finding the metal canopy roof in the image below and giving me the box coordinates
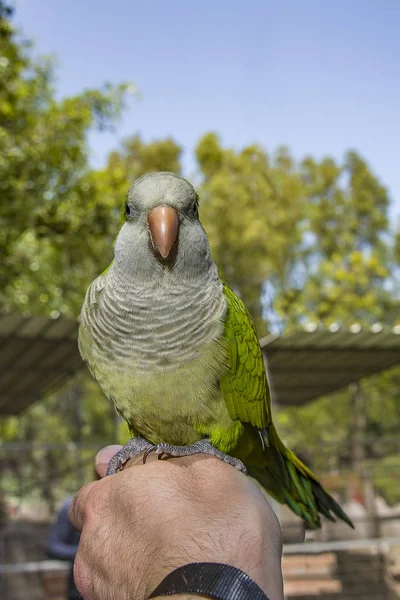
[261,328,400,406]
[1,314,400,416]
[0,314,81,416]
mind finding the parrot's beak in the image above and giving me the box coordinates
[147,205,179,259]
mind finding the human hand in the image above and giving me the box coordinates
[70,446,283,600]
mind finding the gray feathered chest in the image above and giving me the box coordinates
[79,263,227,374]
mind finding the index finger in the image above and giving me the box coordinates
[69,480,97,532]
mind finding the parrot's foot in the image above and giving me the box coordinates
[144,439,247,474]
[106,437,155,476]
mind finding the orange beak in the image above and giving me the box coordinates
[147,205,179,259]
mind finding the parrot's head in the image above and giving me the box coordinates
[114,172,213,279]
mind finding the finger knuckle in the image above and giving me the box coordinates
[70,482,95,526]
[74,552,93,600]
[84,483,111,523]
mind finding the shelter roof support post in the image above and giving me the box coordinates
[350,382,380,539]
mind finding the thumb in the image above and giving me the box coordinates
[95,445,123,478]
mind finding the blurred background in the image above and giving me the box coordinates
[1,1,400,598]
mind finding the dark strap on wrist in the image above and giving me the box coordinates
[148,562,270,599]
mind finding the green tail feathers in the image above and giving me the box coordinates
[250,426,354,530]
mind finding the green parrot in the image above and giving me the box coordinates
[79,171,353,530]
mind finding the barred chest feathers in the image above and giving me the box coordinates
[78,264,231,444]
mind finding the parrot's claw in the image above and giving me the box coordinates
[106,437,155,475]
[142,445,158,464]
[152,439,248,474]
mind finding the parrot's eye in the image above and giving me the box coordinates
[125,203,132,217]
[191,200,199,218]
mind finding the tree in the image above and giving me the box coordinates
[196,133,305,333]
[0,3,131,317]
[275,151,397,329]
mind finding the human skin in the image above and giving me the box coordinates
[69,445,284,600]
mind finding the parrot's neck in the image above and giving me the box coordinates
[90,261,227,372]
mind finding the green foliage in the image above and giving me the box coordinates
[196,134,305,333]
[1,373,130,510]
[370,454,400,506]
[275,152,396,329]
[0,7,131,316]
[276,392,352,472]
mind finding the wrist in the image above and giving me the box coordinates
[152,597,208,599]
[148,563,271,600]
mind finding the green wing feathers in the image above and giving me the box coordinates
[220,282,353,530]
[220,282,271,429]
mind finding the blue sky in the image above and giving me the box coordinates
[15,0,400,217]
